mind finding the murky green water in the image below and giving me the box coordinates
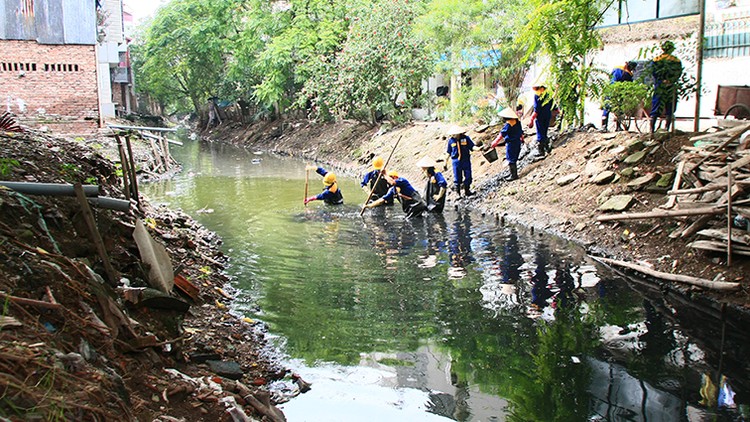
[143,139,748,421]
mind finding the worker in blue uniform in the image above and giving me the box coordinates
[361,156,393,205]
[490,107,525,181]
[528,82,554,159]
[364,170,426,218]
[445,125,478,198]
[304,166,344,205]
[416,156,447,213]
[602,61,636,131]
[650,41,682,133]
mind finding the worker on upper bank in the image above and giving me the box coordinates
[361,156,393,206]
[446,125,479,197]
[363,170,426,218]
[304,166,344,205]
[416,156,447,213]
[601,60,637,131]
[528,78,554,159]
[649,40,683,133]
[490,107,525,181]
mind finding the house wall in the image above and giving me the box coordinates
[1,39,99,134]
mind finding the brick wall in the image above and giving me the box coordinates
[0,40,100,135]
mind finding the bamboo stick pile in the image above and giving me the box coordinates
[598,123,750,262]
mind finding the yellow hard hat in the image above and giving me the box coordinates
[388,170,398,178]
[372,156,384,170]
[323,173,337,186]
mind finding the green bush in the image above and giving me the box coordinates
[602,81,652,120]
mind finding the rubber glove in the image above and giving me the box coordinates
[528,112,537,128]
[305,165,318,171]
[304,196,316,204]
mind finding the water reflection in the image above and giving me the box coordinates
[142,139,749,422]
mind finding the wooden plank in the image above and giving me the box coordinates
[664,161,686,209]
[690,240,750,256]
[696,229,750,245]
[728,166,733,266]
[705,155,750,180]
[74,183,118,285]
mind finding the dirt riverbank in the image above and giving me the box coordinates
[204,118,750,313]
[0,129,291,421]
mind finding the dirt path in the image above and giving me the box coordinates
[205,118,750,312]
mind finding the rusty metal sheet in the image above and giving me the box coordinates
[1,0,38,40]
[715,85,750,119]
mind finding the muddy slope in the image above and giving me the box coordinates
[0,129,290,421]
[204,119,750,312]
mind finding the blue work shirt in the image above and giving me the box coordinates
[611,66,633,83]
[533,92,553,119]
[446,135,475,162]
[501,121,524,163]
[382,177,419,201]
[315,167,344,205]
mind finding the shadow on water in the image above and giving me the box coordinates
[142,139,749,421]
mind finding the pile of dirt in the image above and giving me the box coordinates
[0,129,293,421]
[203,118,749,309]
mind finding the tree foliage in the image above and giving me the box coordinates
[522,0,612,127]
[301,0,432,123]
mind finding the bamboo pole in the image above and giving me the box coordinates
[116,135,130,201]
[727,165,733,266]
[597,206,725,222]
[124,134,140,206]
[591,256,740,291]
[359,135,403,216]
[304,169,309,208]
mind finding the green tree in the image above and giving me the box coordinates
[252,0,351,117]
[415,0,535,118]
[132,0,239,116]
[522,0,612,127]
[302,0,432,124]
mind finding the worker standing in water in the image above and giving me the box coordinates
[446,125,479,198]
[360,156,393,206]
[304,166,344,205]
[363,170,426,218]
[490,107,525,181]
[416,156,447,213]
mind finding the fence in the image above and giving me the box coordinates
[705,18,750,58]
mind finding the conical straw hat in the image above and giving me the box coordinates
[447,125,466,136]
[498,108,518,120]
[416,156,437,168]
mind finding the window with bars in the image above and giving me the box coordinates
[43,64,81,72]
[0,63,37,72]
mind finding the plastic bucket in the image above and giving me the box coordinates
[483,147,499,163]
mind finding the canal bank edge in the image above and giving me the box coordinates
[202,118,750,321]
[0,129,291,421]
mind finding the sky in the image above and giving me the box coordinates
[123,0,164,24]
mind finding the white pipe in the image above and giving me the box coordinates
[0,182,99,197]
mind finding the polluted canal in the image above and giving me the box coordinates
[142,139,748,421]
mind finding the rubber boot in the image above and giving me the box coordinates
[505,163,518,181]
[464,184,474,197]
[601,116,608,132]
[535,143,546,160]
[650,116,658,134]
[453,184,461,198]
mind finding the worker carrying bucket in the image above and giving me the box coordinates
[489,107,525,181]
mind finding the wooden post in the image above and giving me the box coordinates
[304,169,309,208]
[74,183,118,285]
[115,135,130,201]
[161,134,171,170]
[727,165,733,266]
[694,0,706,132]
[124,134,140,206]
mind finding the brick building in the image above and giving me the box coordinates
[0,0,100,134]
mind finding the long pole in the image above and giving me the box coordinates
[304,169,309,208]
[694,0,706,132]
[359,135,403,216]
